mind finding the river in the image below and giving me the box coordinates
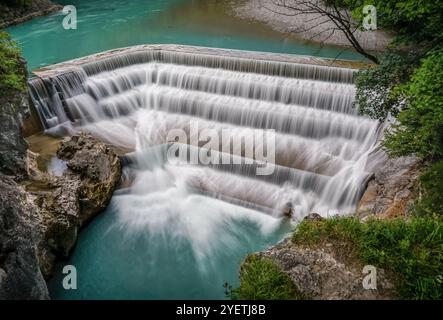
[8,0,371,300]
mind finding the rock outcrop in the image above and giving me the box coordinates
[0,86,29,178]
[0,134,121,298]
[258,237,395,300]
[0,176,49,300]
[56,135,122,225]
[233,0,392,52]
[0,0,62,28]
[32,134,122,276]
[357,155,422,219]
[249,154,423,300]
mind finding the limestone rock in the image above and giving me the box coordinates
[57,134,122,225]
[0,91,29,177]
[357,155,422,218]
[258,238,395,300]
[33,134,121,264]
[0,176,49,300]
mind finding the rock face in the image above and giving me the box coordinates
[357,155,422,219]
[0,0,62,28]
[56,135,122,225]
[0,88,29,178]
[0,176,49,300]
[33,134,121,273]
[258,237,395,300]
[0,134,121,299]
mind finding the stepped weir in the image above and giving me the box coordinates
[28,45,384,219]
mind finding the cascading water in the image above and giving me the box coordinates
[30,48,384,299]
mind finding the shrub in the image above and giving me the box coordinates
[355,52,417,120]
[384,49,443,160]
[415,161,443,216]
[0,30,26,93]
[230,255,302,300]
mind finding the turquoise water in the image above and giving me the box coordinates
[49,196,292,299]
[7,0,363,71]
[48,146,293,299]
[10,0,363,300]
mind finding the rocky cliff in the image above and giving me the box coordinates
[0,176,49,299]
[0,131,121,298]
[0,77,29,177]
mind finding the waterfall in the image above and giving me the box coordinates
[29,49,383,220]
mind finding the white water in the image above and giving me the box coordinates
[31,50,384,298]
[30,51,382,218]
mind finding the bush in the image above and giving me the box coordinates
[343,0,443,48]
[384,49,443,160]
[293,217,443,299]
[230,255,302,300]
[355,53,417,120]
[415,161,443,216]
[0,30,26,93]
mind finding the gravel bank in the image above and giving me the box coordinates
[233,0,392,52]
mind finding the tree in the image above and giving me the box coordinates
[266,0,443,64]
[0,30,26,93]
[355,52,418,120]
[363,1,443,49]
[266,0,379,63]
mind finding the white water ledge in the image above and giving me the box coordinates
[32,44,370,78]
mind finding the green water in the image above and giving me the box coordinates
[7,0,363,71]
[9,0,362,300]
[47,146,293,299]
[48,194,292,299]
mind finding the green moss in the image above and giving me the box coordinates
[231,255,303,300]
[0,30,26,94]
[293,216,443,299]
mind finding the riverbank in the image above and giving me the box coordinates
[235,213,442,300]
[0,0,61,28]
[232,154,443,300]
[0,33,122,298]
[233,0,393,52]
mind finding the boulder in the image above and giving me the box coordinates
[33,134,121,266]
[57,134,122,225]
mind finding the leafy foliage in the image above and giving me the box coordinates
[415,161,443,216]
[230,255,303,300]
[355,52,417,120]
[293,217,443,300]
[333,0,443,48]
[370,1,443,48]
[0,30,26,93]
[384,49,443,160]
